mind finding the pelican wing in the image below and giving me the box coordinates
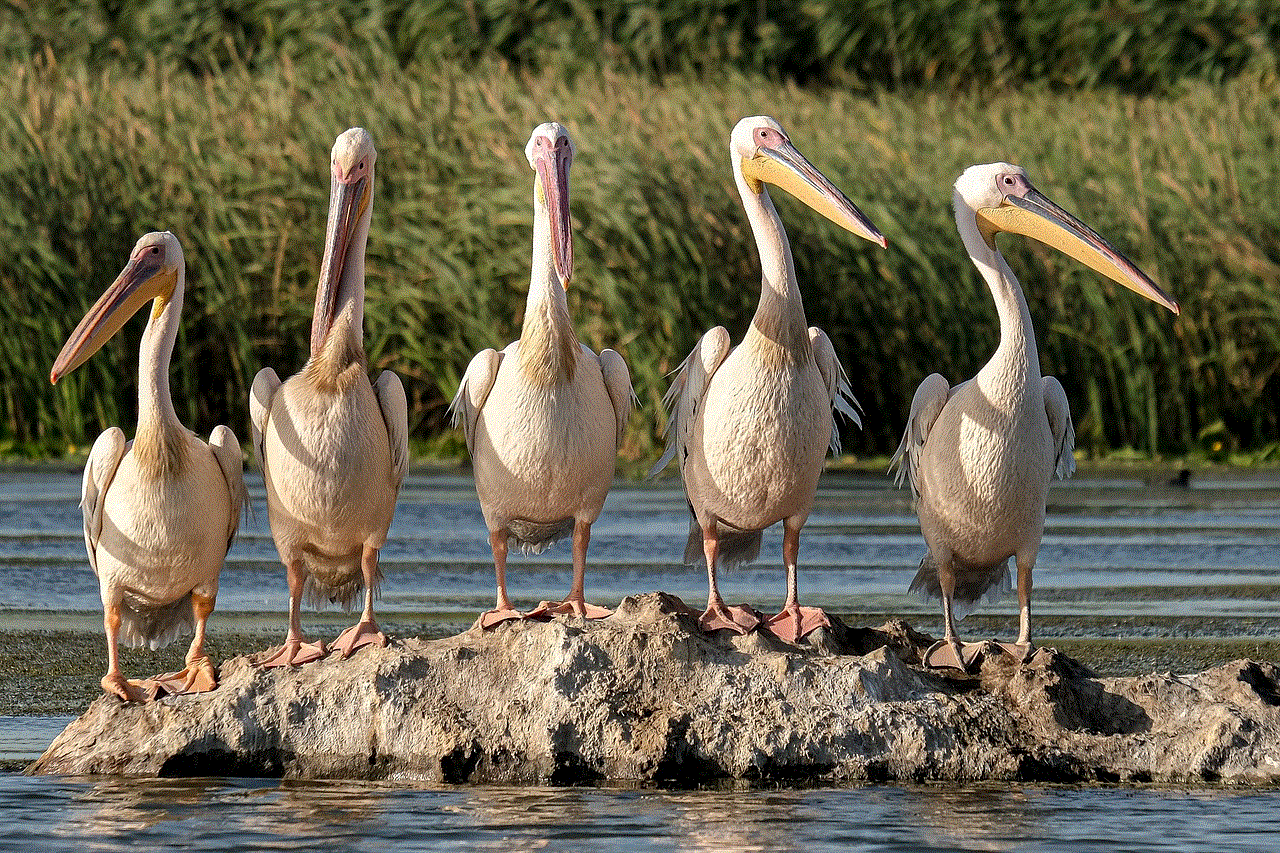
[1043,375,1077,481]
[450,347,504,454]
[81,427,127,576]
[597,347,634,451]
[208,424,247,548]
[249,367,281,472]
[375,370,410,488]
[809,327,862,456]
[890,373,956,499]
[649,326,731,478]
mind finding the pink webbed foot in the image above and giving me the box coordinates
[921,639,987,672]
[138,656,219,699]
[526,599,614,620]
[699,602,762,634]
[102,673,147,703]
[331,620,388,659]
[255,638,328,668]
[764,605,831,644]
[474,606,525,630]
[996,640,1036,663]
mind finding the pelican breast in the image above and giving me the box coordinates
[95,434,233,603]
[261,368,396,556]
[472,343,617,526]
[687,338,831,529]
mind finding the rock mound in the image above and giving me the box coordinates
[28,592,1280,784]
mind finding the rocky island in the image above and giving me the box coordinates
[28,592,1280,784]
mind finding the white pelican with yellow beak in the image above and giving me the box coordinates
[250,127,408,667]
[50,231,245,701]
[452,122,633,629]
[892,163,1179,670]
[652,116,885,641]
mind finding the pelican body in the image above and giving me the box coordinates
[250,128,408,666]
[452,122,633,629]
[50,231,246,701]
[652,116,885,641]
[891,163,1179,670]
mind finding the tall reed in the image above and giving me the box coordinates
[2,59,1277,461]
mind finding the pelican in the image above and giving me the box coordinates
[451,121,633,629]
[50,231,245,701]
[250,127,408,667]
[651,116,885,641]
[891,163,1179,670]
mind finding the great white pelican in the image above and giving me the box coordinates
[50,231,246,701]
[651,115,885,641]
[250,127,409,666]
[891,163,1179,670]
[451,121,633,629]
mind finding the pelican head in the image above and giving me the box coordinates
[731,115,886,249]
[525,121,574,288]
[955,162,1179,314]
[312,127,376,355]
[51,231,183,384]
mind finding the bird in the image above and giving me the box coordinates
[890,162,1179,671]
[451,121,633,629]
[250,127,408,667]
[50,231,246,702]
[651,115,886,642]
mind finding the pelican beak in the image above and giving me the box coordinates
[312,167,370,355]
[740,141,887,248]
[534,140,573,288]
[977,184,1179,315]
[50,249,170,384]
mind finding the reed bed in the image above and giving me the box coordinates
[2,57,1277,462]
[5,1,1277,92]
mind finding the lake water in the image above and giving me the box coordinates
[2,465,1279,851]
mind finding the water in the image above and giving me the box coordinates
[2,466,1279,850]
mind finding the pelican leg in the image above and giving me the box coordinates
[533,519,613,620]
[100,600,144,702]
[764,519,830,643]
[699,521,760,634]
[332,544,389,658]
[258,559,327,667]
[921,552,984,671]
[140,592,219,699]
[476,530,523,629]
[997,551,1037,662]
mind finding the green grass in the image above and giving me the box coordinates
[1,55,1277,463]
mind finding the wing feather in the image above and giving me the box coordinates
[449,348,503,454]
[375,370,410,488]
[889,373,954,499]
[1043,375,1076,481]
[207,424,247,549]
[597,347,634,451]
[809,327,862,456]
[248,367,281,473]
[81,427,127,576]
[648,327,731,478]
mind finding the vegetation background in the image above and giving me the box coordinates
[1,1,1277,467]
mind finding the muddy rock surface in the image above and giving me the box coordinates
[28,592,1280,784]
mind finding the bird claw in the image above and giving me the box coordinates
[996,640,1036,663]
[763,605,830,643]
[699,603,762,634]
[255,639,328,668]
[920,639,986,672]
[141,656,219,698]
[528,599,613,620]
[474,607,525,630]
[331,621,387,659]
